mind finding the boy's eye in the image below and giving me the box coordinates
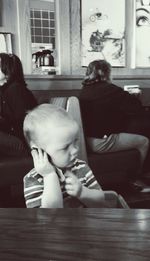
[75,138,79,145]
[62,145,69,151]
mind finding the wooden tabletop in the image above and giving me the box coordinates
[0,208,150,261]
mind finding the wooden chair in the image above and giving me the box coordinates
[65,96,129,209]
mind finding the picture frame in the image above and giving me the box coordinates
[0,33,12,54]
[136,0,150,67]
[81,0,125,67]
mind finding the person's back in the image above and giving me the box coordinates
[80,76,143,138]
[80,59,150,192]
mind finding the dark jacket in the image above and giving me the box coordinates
[80,80,143,138]
[0,81,37,139]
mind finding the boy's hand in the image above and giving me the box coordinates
[31,148,55,177]
[65,171,82,198]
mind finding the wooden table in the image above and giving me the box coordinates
[0,208,150,261]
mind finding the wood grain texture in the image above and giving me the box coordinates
[70,0,81,75]
[0,208,150,261]
[67,96,88,162]
[56,0,71,74]
[17,0,32,74]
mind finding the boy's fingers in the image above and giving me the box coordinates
[31,152,39,167]
[65,171,75,178]
[38,148,44,160]
[43,151,49,162]
[65,184,73,191]
[31,148,38,159]
[65,177,73,184]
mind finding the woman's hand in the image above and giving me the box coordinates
[31,148,55,177]
[65,171,82,197]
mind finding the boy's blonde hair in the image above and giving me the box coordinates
[23,103,75,147]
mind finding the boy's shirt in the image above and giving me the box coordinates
[24,158,101,208]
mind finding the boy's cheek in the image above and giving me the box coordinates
[52,156,69,169]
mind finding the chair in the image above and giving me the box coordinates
[66,96,129,209]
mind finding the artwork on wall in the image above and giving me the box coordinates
[136,0,150,67]
[81,0,125,67]
[0,33,12,54]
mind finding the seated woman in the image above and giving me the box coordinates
[0,53,37,156]
[80,59,150,191]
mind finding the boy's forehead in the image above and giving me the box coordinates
[36,118,78,142]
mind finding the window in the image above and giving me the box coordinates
[30,9,55,47]
[29,0,57,74]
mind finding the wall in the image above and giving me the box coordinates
[1,0,150,80]
[25,74,150,106]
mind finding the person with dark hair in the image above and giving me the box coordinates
[0,53,37,156]
[80,59,150,191]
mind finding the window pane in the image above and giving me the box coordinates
[35,28,42,35]
[34,19,41,27]
[31,27,34,35]
[42,20,49,27]
[30,19,34,26]
[50,12,54,19]
[30,10,34,18]
[35,36,42,43]
[42,11,48,19]
[50,37,55,49]
[43,37,50,43]
[50,20,55,27]
[42,28,49,36]
[50,29,55,36]
[34,11,41,18]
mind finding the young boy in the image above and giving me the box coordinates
[23,103,105,208]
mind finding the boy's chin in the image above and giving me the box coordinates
[56,161,76,169]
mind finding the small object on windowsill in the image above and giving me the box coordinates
[124,85,142,97]
[41,66,56,75]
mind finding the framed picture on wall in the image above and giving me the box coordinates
[81,0,125,67]
[136,0,150,67]
[0,33,12,54]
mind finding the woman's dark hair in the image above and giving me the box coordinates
[0,53,26,85]
[84,60,111,83]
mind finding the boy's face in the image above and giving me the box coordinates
[38,120,79,169]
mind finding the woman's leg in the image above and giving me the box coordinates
[0,131,28,156]
[110,133,149,165]
[88,133,149,166]
[88,133,150,191]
